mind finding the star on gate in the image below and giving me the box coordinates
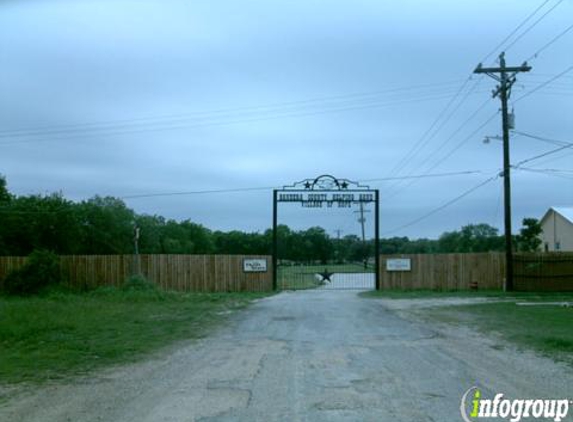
[317,269,335,283]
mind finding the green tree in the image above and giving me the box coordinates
[0,175,11,203]
[76,196,135,254]
[0,193,79,255]
[438,223,503,253]
[517,218,542,252]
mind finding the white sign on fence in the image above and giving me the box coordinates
[386,258,411,272]
[243,258,268,273]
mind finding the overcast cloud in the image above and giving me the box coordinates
[1,0,572,239]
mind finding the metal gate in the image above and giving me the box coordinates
[272,175,379,291]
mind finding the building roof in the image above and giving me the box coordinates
[541,207,573,225]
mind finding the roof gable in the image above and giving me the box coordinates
[541,207,573,225]
[553,207,573,224]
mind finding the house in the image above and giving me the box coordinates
[539,207,573,252]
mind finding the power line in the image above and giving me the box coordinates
[504,0,566,54]
[514,64,573,102]
[479,0,552,64]
[518,167,573,174]
[0,80,467,137]
[528,149,573,167]
[409,101,495,175]
[381,174,500,236]
[512,130,573,147]
[120,170,483,200]
[385,76,476,178]
[389,78,487,183]
[382,4,563,196]
[514,167,573,180]
[0,83,469,141]
[121,186,276,200]
[359,170,482,183]
[370,0,558,192]
[522,72,573,80]
[0,170,486,213]
[383,109,499,200]
[526,22,573,61]
[513,142,573,167]
[383,93,493,197]
[0,88,485,146]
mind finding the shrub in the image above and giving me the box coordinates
[122,274,157,291]
[3,250,61,295]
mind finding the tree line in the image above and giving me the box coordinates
[0,176,541,261]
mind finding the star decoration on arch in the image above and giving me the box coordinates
[340,181,348,189]
[304,181,312,189]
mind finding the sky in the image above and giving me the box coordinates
[0,0,572,239]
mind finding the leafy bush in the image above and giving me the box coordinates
[122,274,157,291]
[3,250,60,295]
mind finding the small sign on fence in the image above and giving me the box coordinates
[243,258,268,273]
[386,258,411,272]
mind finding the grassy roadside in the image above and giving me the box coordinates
[426,300,573,365]
[361,289,573,365]
[360,289,507,299]
[360,289,573,301]
[0,288,271,384]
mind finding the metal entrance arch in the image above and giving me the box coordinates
[272,175,380,291]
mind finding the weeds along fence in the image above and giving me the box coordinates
[0,255,273,292]
[379,252,573,291]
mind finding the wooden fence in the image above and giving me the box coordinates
[514,252,573,291]
[0,255,273,292]
[379,252,573,291]
[379,253,505,290]
[2,252,572,293]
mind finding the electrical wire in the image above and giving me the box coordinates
[0,82,469,141]
[381,174,500,236]
[479,0,552,64]
[503,0,566,54]
[513,141,573,168]
[382,84,491,196]
[528,149,573,167]
[526,22,573,61]
[120,170,484,200]
[0,88,486,146]
[511,130,573,147]
[515,167,573,180]
[381,4,567,197]
[382,0,561,198]
[519,167,573,174]
[0,170,484,214]
[383,109,499,200]
[385,76,475,178]
[514,64,573,102]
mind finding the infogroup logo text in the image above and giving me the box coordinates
[460,387,571,422]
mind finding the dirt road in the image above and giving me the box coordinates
[2,291,571,421]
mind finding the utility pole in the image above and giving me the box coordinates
[133,224,140,275]
[334,229,343,263]
[474,52,531,291]
[354,202,370,244]
[354,202,371,267]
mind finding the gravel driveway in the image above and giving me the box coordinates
[2,291,571,421]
